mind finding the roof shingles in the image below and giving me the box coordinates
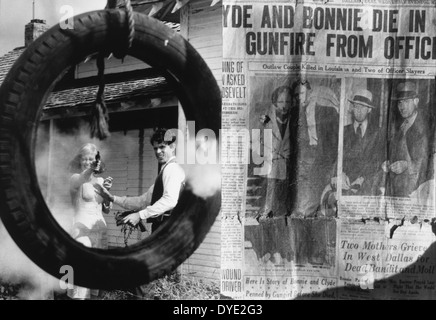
[0,20,178,112]
[0,48,25,84]
[46,76,171,109]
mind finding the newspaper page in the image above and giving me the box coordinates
[221,0,436,299]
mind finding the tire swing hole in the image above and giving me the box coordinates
[0,9,221,290]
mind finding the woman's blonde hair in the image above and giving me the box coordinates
[68,143,98,173]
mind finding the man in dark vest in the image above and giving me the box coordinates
[97,128,185,233]
[96,128,185,299]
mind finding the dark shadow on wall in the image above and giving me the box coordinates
[245,217,337,267]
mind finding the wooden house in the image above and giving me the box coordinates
[0,0,223,285]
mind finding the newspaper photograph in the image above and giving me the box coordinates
[222,0,436,299]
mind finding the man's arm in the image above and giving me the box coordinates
[70,167,95,192]
[113,187,153,211]
[138,163,185,220]
[95,183,153,211]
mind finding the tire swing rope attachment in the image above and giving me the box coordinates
[0,8,221,290]
[90,0,135,140]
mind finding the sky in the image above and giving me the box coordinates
[0,0,107,56]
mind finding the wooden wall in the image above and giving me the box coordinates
[102,128,158,247]
[179,0,222,283]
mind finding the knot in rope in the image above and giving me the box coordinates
[90,53,110,140]
[110,0,135,60]
[90,0,135,140]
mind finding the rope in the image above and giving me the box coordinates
[89,0,135,140]
[96,54,106,100]
[112,0,135,60]
[125,0,135,51]
[90,53,111,140]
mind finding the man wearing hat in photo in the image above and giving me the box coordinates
[381,81,430,197]
[329,89,383,196]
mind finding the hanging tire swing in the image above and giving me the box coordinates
[0,8,221,289]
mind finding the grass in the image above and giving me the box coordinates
[0,282,22,300]
[99,273,221,300]
[0,272,220,300]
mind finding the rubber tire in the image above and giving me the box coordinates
[0,10,221,289]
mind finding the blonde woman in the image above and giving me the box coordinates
[67,143,112,299]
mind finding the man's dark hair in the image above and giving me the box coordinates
[150,128,177,145]
[271,86,292,106]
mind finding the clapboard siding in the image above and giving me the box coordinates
[188,37,222,48]
[181,0,222,271]
[184,0,222,88]
[104,128,157,247]
[181,266,220,281]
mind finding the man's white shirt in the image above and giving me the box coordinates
[113,157,185,220]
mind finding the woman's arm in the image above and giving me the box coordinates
[70,167,94,191]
